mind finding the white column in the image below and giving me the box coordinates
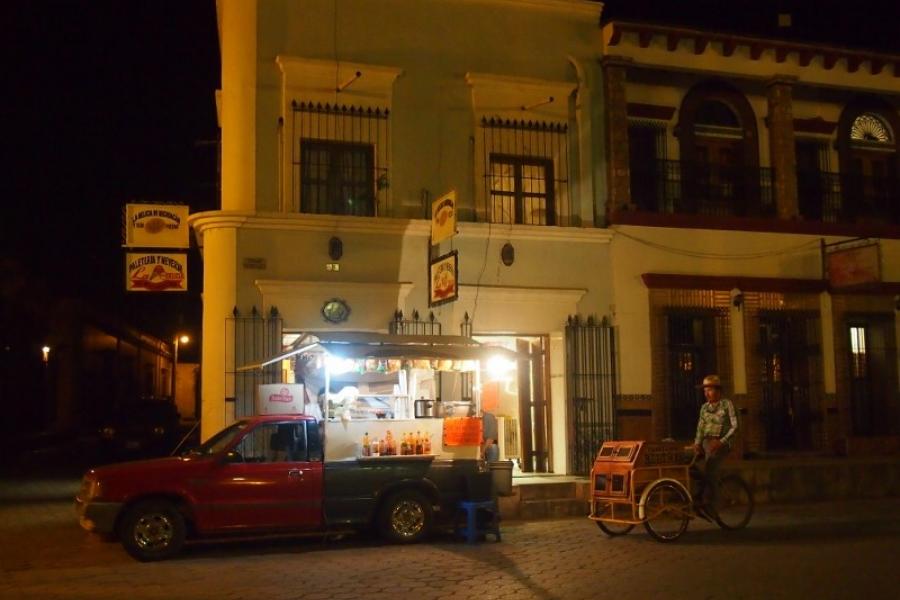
[219,0,257,212]
[820,292,836,394]
[730,303,747,395]
[200,225,238,440]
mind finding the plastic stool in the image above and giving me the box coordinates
[456,499,501,544]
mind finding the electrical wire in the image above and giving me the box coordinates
[613,228,821,260]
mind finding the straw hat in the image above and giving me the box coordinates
[698,374,722,389]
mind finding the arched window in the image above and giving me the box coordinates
[695,100,740,129]
[850,113,893,145]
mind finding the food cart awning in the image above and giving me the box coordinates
[237,331,527,371]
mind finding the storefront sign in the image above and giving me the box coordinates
[257,384,306,415]
[430,190,457,244]
[442,416,483,447]
[124,203,190,248]
[826,242,881,288]
[429,250,458,307]
[125,252,188,292]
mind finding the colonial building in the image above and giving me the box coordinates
[192,0,612,473]
[602,20,900,455]
[192,0,900,472]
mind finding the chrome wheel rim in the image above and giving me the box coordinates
[133,512,174,550]
[391,499,425,538]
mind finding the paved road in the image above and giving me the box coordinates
[1,475,899,600]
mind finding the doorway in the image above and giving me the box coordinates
[847,317,898,436]
[475,335,551,473]
[758,312,822,450]
[665,312,719,440]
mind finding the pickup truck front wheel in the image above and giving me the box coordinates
[119,499,186,561]
[378,490,433,544]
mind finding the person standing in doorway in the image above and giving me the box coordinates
[481,409,500,462]
[692,374,738,516]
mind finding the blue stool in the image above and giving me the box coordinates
[456,499,501,544]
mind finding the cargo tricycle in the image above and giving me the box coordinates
[588,440,753,542]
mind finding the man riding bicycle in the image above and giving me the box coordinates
[692,374,738,518]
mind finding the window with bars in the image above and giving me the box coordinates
[300,140,375,216]
[489,155,554,225]
[480,117,569,226]
[291,101,390,216]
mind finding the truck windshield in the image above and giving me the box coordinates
[193,421,250,455]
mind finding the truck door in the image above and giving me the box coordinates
[207,420,324,531]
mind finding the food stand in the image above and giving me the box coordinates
[242,331,524,465]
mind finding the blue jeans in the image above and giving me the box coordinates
[700,438,730,510]
[485,443,499,462]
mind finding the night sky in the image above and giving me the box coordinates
[2,0,897,350]
[3,0,219,356]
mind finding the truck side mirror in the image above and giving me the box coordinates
[221,450,244,463]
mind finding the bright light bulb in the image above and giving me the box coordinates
[485,355,516,381]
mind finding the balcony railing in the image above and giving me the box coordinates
[630,160,775,218]
[798,171,900,225]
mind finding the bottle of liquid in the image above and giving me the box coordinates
[362,432,370,457]
[386,430,395,456]
[423,433,432,454]
[371,439,379,457]
[400,433,409,456]
[415,431,423,455]
[377,437,385,456]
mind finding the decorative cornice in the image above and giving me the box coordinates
[627,102,676,121]
[255,279,415,299]
[642,273,827,293]
[603,20,900,78]
[455,0,602,19]
[189,210,614,245]
[793,117,838,135]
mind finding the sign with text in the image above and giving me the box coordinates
[257,383,305,415]
[125,252,188,292]
[826,242,881,288]
[430,190,457,244]
[442,416,483,447]
[428,250,458,307]
[124,203,190,248]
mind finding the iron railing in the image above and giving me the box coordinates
[566,315,617,475]
[226,307,283,419]
[630,159,775,218]
[798,171,900,225]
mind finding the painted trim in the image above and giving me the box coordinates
[190,211,614,245]
[610,211,900,240]
[642,273,827,293]
[455,0,602,18]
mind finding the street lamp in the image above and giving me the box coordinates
[172,335,190,400]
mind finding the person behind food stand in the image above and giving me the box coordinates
[692,374,738,517]
[481,409,500,462]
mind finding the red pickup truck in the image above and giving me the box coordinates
[76,414,486,561]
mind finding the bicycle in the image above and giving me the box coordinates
[588,440,754,542]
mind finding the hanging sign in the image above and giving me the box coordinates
[430,190,457,245]
[428,250,458,307]
[125,252,188,292]
[825,241,881,288]
[442,417,483,447]
[257,384,306,415]
[124,203,190,248]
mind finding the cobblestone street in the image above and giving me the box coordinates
[2,475,899,600]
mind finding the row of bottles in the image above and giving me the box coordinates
[362,430,432,456]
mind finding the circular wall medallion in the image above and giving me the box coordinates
[321,298,351,324]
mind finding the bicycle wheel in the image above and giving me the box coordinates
[596,520,635,536]
[713,475,754,530]
[642,482,690,542]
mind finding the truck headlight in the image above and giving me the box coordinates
[79,477,102,500]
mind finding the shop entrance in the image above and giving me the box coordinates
[758,312,821,451]
[475,335,551,473]
[847,316,898,436]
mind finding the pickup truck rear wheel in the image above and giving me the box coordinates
[119,499,186,561]
[378,490,433,544]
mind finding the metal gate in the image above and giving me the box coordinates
[226,307,283,418]
[567,315,617,475]
[758,311,822,450]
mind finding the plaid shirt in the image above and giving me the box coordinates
[694,398,738,446]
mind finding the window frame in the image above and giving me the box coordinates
[488,153,556,226]
[300,138,376,217]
